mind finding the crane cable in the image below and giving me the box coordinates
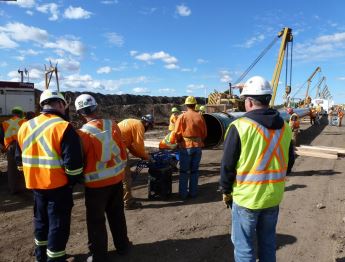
[233,36,280,85]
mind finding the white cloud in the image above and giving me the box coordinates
[158,88,176,93]
[44,38,85,56]
[97,66,112,74]
[7,0,35,8]
[26,10,34,16]
[0,22,48,43]
[338,77,345,81]
[197,58,208,64]
[15,56,25,61]
[316,32,345,44]
[181,67,197,72]
[187,84,205,90]
[133,51,179,69]
[132,87,150,94]
[130,50,138,56]
[101,0,118,4]
[176,4,191,17]
[139,7,157,15]
[19,48,40,56]
[242,34,265,48]
[63,6,92,20]
[219,70,232,83]
[105,32,124,47]
[0,62,8,67]
[37,3,59,21]
[0,32,18,49]
[28,68,44,80]
[46,57,80,72]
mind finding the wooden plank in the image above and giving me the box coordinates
[144,140,160,148]
[295,149,338,159]
[296,146,338,155]
[300,145,345,154]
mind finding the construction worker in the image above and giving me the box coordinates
[174,96,207,199]
[287,107,300,145]
[338,107,344,127]
[199,105,206,115]
[16,90,83,262]
[220,76,295,261]
[328,107,334,126]
[195,104,201,112]
[310,106,317,125]
[0,106,26,194]
[118,114,154,209]
[169,107,180,131]
[75,94,130,262]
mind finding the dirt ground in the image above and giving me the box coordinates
[1,116,345,262]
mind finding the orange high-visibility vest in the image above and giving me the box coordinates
[3,116,26,149]
[17,114,70,189]
[159,131,178,149]
[78,119,127,188]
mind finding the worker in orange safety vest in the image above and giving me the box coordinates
[75,94,131,262]
[174,96,207,199]
[118,115,154,209]
[0,106,26,194]
[16,89,84,262]
[287,107,300,145]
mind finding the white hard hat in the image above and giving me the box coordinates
[40,89,66,106]
[240,76,273,97]
[75,94,98,112]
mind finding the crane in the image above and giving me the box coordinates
[304,66,321,106]
[314,76,326,98]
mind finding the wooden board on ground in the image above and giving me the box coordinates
[295,148,338,159]
[300,145,345,155]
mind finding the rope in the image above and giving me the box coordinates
[233,36,280,85]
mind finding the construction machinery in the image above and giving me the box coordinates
[206,27,293,113]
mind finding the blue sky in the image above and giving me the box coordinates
[0,0,345,104]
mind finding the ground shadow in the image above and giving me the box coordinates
[73,233,296,262]
[288,169,341,177]
[297,116,328,146]
[284,184,307,192]
[335,258,345,262]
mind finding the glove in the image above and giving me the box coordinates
[223,193,233,209]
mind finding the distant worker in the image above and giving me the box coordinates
[75,94,131,262]
[328,107,334,126]
[174,96,207,199]
[287,108,300,145]
[118,114,154,209]
[199,105,206,115]
[220,76,295,261]
[16,90,83,262]
[310,106,317,125]
[169,107,180,131]
[195,104,200,112]
[0,106,26,194]
[338,107,344,127]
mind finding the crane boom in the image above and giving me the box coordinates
[305,66,321,101]
[315,76,325,98]
[270,27,293,107]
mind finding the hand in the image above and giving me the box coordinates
[222,193,232,209]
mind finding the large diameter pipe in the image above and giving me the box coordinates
[203,108,310,148]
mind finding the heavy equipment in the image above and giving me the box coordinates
[206,27,293,113]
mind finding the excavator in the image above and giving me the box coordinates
[207,27,293,112]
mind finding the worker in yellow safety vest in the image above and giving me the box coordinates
[169,107,180,131]
[118,115,154,209]
[287,107,300,145]
[199,105,206,115]
[75,94,131,261]
[16,89,84,262]
[0,106,26,194]
[220,76,295,261]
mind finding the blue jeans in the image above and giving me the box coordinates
[178,147,202,198]
[231,202,279,262]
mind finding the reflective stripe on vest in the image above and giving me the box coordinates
[3,116,24,147]
[80,119,126,183]
[235,117,287,184]
[22,117,64,168]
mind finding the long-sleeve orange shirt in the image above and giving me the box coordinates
[118,119,149,160]
[174,109,207,148]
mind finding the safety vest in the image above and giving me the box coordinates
[229,117,292,209]
[17,114,70,189]
[79,119,127,188]
[3,116,26,149]
[289,113,300,129]
[169,114,178,131]
[159,131,178,149]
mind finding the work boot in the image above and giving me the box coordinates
[125,200,142,210]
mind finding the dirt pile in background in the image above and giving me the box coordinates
[34,89,205,126]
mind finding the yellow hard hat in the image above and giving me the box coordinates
[195,104,200,111]
[185,96,197,105]
[171,107,179,113]
[40,89,66,106]
[199,105,206,112]
[12,106,23,113]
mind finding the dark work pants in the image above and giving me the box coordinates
[7,143,25,194]
[85,182,129,262]
[33,186,73,262]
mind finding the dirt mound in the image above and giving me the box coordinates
[34,89,205,125]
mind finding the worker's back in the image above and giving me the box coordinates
[118,119,143,148]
